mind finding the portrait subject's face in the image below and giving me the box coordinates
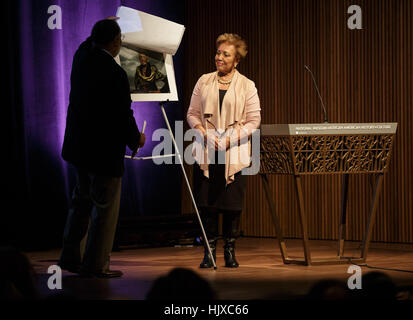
[139,54,148,65]
[215,42,238,74]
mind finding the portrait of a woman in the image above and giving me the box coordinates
[187,33,261,268]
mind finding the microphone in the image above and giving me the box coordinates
[304,65,328,123]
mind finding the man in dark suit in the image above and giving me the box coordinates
[58,19,145,278]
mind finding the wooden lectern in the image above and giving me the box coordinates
[260,123,398,266]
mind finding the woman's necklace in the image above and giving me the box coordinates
[218,71,235,85]
[218,78,232,85]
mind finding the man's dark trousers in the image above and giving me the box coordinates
[59,167,121,273]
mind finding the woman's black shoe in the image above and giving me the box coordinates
[200,241,216,268]
[224,239,239,268]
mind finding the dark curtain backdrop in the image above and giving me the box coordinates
[5,0,184,250]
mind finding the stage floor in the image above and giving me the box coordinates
[27,238,413,300]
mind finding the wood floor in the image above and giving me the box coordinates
[27,238,413,300]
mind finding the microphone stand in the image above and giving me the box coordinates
[304,65,328,123]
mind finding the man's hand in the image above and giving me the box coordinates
[138,133,146,148]
[131,133,146,158]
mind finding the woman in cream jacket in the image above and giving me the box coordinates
[187,33,261,268]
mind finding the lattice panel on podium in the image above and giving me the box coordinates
[260,123,397,175]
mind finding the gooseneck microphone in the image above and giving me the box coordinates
[304,65,328,123]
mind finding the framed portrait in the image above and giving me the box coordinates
[116,44,178,101]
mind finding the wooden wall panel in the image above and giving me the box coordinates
[181,0,413,243]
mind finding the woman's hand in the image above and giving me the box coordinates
[194,124,206,136]
[206,134,219,151]
[195,125,228,151]
[217,136,231,151]
[225,136,231,150]
[194,124,207,146]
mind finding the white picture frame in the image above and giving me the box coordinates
[116,45,178,102]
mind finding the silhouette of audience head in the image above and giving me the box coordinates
[0,246,37,299]
[306,279,351,300]
[306,271,400,300]
[146,268,216,300]
[357,271,397,300]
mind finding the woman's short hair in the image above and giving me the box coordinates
[216,33,248,60]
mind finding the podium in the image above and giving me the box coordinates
[260,123,398,266]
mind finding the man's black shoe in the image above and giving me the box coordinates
[79,269,123,278]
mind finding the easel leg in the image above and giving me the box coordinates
[360,173,384,261]
[159,102,217,269]
[260,174,288,263]
[338,174,349,257]
[294,175,312,265]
